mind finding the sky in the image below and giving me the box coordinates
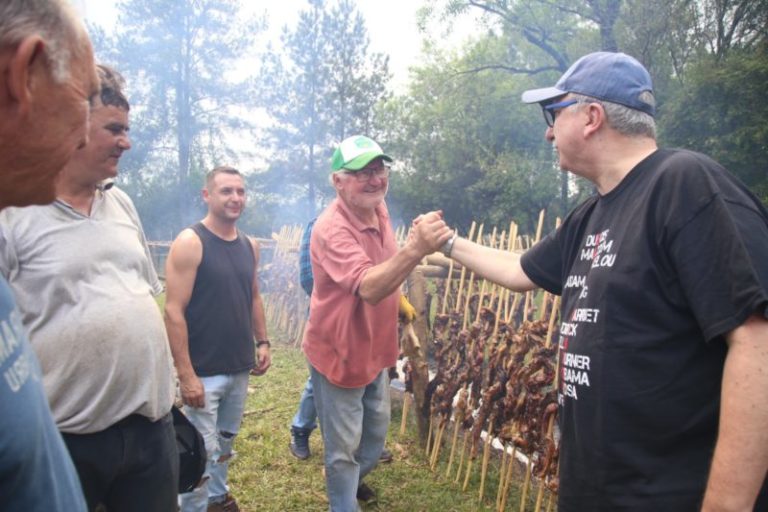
[72,0,482,91]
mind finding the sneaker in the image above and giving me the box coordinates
[289,427,312,460]
[379,447,393,463]
[207,494,240,512]
[356,482,377,504]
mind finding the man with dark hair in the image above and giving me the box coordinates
[0,1,97,510]
[165,165,271,512]
[0,64,178,511]
[437,51,768,511]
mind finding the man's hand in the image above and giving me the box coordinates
[251,344,272,376]
[180,374,205,408]
[408,210,452,257]
[399,295,417,323]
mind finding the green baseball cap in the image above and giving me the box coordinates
[330,135,393,172]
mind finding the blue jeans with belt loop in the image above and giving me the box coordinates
[179,371,250,512]
[310,366,390,512]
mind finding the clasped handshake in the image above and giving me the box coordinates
[406,210,454,257]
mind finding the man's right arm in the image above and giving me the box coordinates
[449,235,538,293]
[164,229,205,408]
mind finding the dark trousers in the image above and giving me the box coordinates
[62,412,178,512]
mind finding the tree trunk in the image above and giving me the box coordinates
[402,270,431,445]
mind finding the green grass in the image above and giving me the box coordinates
[226,343,549,512]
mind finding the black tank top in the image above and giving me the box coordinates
[186,222,255,376]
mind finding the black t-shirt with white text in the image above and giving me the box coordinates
[522,148,768,511]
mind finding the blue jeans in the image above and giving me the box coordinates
[291,375,317,431]
[62,412,178,512]
[179,372,249,512]
[310,366,390,512]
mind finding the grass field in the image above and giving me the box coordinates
[225,343,546,512]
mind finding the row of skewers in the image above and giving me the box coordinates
[401,215,562,511]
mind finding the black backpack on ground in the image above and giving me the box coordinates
[172,406,207,493]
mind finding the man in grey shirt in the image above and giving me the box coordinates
[0,1,98,510]
[0,64,177,512]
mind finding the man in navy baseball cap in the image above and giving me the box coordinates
[431,50,768,511]
[522,51,655,116]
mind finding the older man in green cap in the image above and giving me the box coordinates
[302,135,451,511]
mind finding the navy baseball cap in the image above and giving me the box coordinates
[521,52,655,116]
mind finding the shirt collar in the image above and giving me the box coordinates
[333,197,390,233]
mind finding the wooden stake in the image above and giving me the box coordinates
[399,393,410,436]
[534,480,546,512]
[455,430,468,483]
[426,416,434,457]
[430,420,447,471]
[519,458,532,512]
[446,387,467,478]
[454,221,476,314]
[474,227,497,323]
[463,224,484,329]
[496,444,508,510]
[462,457,473,491]
[535,209,546,243]
[441,248,456,314]
[522,291,531,323]
[545,296,560,348]
[478,417,495,502]
[499,445,517,511]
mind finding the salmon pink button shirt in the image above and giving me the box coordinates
[302,197,399,388]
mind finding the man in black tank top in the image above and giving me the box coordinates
[165,166,271,512]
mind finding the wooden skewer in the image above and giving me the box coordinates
[426,415,434,457]
[545,296,561,349]
[455,429,468,483]
[445,416,460,478]
[492,279,505,337]
[504,225,518,322]
[496,443,509,510]
[522,291,531,324]
[445,386,467,478]
[537,290,550,321]
[519,458,532,512]
[441,236,456,315]
[463,224,484,330]
[462,456,474,491]
[499,445,517,511]
[545,492,555,512]
[454,221,476,314]
[534,479,547,512]
[478,416,495,501]
[535,209,546,243]
[474,227,497,323]
[430,420,447,471]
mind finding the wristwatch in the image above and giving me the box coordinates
[256,340,271,348]
[440,231,458,258]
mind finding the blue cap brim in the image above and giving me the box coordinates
[521,86,567,104]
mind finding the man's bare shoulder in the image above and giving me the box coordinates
[168,228,203,267]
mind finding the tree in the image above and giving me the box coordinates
[379,37,568,234]
[257,0,391,222]
[660,43,768,204]
[91,0,264,239]
[416,0,610,216]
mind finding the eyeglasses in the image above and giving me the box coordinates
[344,163,391,182]
[541,99,581,127]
